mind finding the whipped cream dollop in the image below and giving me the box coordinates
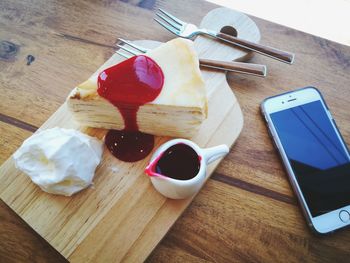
[13,127,103,196]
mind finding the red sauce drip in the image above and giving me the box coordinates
[105,130,154,163]
[146,144,201,180]
[97,55,164,162]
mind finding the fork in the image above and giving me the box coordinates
[116,38,267,77]
[154,8,295,64]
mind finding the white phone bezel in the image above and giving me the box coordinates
[261,87,350,234]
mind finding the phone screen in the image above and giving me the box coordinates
[270,100,350,217]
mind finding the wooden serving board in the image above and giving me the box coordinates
[0,8,259,262]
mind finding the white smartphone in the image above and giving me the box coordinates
[261,87,350,234]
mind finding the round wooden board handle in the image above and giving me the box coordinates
[216,32,295,64]
[195,7,261,63]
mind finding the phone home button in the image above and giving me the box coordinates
[339,210,350,223]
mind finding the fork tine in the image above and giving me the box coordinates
[116,44,142,56]
[158,8,184,26]
[116,50,132,59]
[155,12,182,31]
[117,38,148,53]
[154,18,180,35]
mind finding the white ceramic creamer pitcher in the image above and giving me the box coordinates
[145,139,229,199]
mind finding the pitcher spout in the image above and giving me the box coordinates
[145,154,166,178]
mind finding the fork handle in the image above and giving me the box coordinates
[199,59,267,77]
[215,32,295,64]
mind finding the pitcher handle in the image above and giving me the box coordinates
[202,144,229,164]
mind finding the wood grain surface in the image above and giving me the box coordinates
[1,0,350,262]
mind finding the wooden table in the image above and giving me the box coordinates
[1,0,349,262]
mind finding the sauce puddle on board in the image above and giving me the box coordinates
[146,144,201,180]
[97,55,164,162]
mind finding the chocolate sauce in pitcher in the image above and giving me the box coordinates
[149,144,201,180]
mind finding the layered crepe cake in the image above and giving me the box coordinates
[67,38,207,138]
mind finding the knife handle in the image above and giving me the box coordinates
[199,59,267,77]
[215,32,295,64]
